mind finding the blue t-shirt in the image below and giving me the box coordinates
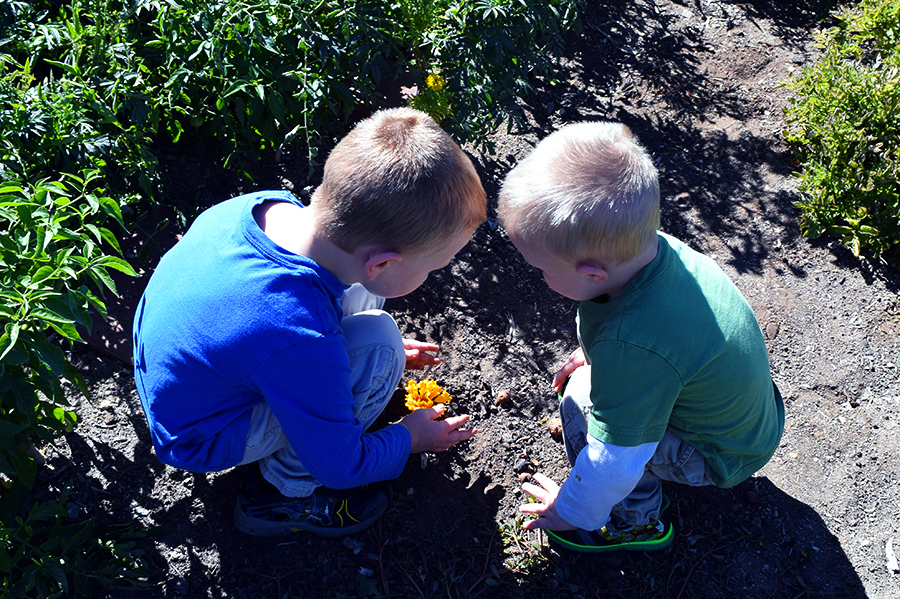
[132,191,410,486]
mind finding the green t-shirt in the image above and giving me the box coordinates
[578,232,784,488]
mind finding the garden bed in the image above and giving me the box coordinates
[44,1,900,597]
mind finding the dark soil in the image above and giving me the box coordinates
[39,1,900,598]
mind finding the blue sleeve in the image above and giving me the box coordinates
[251,334,411,488]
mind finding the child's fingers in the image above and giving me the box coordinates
[446,427,476,448]
[521,481,551,504]
[402,339,440,352]
[520,517,549,530]
[426,405,446,419]
[530,472,560,494]
[441,413,470,429]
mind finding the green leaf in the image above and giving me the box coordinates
[9,445,37,488]
[30,338,68,377]
[44,58,80,76]
[98,227,124,256]
[0,324,20,362]
[223,80,252,98]
[94,255,137,277]
[66,289,94,329]
[29,266,57,286]
[31,307,76,325]
[89,266,118,296]
[97,197,126,229]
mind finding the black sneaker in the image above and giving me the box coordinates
[233,465,390,537]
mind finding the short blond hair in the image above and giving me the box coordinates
[313,108,486,255]
[498,122,660,265]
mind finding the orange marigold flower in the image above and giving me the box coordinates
[405,378,451,411]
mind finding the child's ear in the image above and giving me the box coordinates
[575,261,608,285]
[364,251,402,280]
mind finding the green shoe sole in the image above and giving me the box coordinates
[546,520,674,553]
[545,493,674,553]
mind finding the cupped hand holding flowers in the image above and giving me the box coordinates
[400,378,475,452]
[400,405,475,453]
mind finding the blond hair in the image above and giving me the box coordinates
[498,122,660,264]
[313,108,486,255]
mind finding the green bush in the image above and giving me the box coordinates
[0,0,160,197]
[142,0,400,171]
[396,0,581,152]
[1,487,157,598]
[782,0,900,262]
[0,175,145,596]
[0,173,135,493]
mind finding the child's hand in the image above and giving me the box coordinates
[400,405,476,453]
[552,348,586,394]
[403,338,441,370]
[520,473,577,531]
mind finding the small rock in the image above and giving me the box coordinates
[514,459,533,474]
[517,472,532,482]
[744,490,758,504]
[546,418,563,436]
[343,537,365,555]
[887,537,899,573]
[765,322,779,340]
[496,389,511,404]
[420,453,428,469]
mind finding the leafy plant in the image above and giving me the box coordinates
[396,0,582,152]
[782,0,900,262]
[0,173,136,502]
[0,0,160,198]
[143,0,399,171]
[0,486,158,597]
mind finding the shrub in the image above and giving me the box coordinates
[396,0,581,153]
[0,487,157,597]
[782,0,900,262]
[0,173,135,494]
[142,0,400,171]
[0,175,145,596]
[0,0,160,197]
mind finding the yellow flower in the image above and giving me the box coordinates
[404,378,452,411]
[426,73,445,92]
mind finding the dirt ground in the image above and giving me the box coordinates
[37,1,900,597]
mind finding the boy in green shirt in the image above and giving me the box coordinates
[498,122,784,552]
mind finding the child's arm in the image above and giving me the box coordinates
[552,348,586,394]
[521,436,656,531]
[399,405,476,453]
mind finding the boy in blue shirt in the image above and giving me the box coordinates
[133,108,486,537]
[498,122,784,552]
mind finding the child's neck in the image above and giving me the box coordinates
[255,200,365,286]
[603,235,659,299]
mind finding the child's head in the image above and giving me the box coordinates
[498,122,659,266]
[313,108,486,257]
